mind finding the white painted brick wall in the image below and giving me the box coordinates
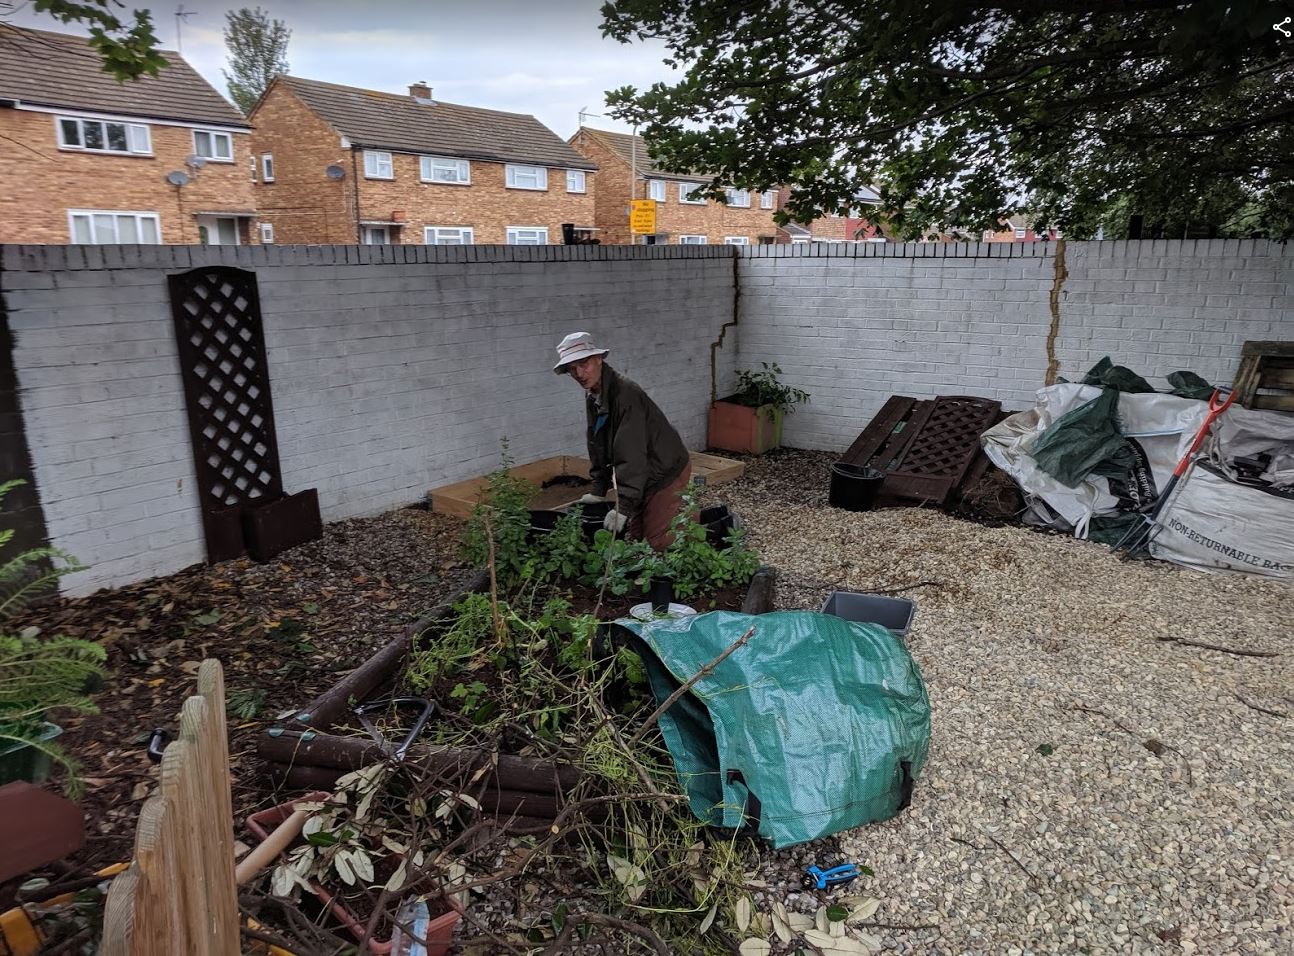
[2,244,737,595]
[5,238,1290,595]
[735,240,1294,451]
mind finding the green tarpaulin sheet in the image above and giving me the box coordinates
[615,610,930,848]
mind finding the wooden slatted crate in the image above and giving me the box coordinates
[1234,341,1294,412]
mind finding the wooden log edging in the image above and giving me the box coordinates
[741,565,777,615]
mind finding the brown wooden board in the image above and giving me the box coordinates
[1234,341,1294,412]
[0,782,85,882]
[841,396,916,465]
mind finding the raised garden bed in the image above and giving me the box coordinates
[427,452,745,518]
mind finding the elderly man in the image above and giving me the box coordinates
[554,331,692,550]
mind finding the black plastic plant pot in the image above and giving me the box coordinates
[527,509,562,543]
[573,501,613,540]
[828,463,885,512]
[648,576,675,613]
[698,505,735,548]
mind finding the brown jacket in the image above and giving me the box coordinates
[586,364,689,517]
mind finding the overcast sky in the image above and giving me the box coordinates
[2,0,675,137]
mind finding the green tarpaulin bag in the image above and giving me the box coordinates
[614,610,930,849]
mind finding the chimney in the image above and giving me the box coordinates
[409,81,433,104]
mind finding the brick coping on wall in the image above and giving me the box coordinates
[2,239,1287,275]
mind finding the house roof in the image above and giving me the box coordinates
[575,127,710,184]
[275,76,596,170]
[0,24,248,128]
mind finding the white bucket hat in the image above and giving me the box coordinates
[553,331,610,374]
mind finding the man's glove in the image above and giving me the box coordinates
[577,493,608,505]
[602,509,630,533]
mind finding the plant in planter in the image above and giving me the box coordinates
[708,362,810,454]
[0,479,104,793]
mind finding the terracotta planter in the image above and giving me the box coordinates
[708,400,784,454]
[246,795,462,955]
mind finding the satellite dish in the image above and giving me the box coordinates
[165,170,190,186]
[325,164,345,180]
[185,154,207,169]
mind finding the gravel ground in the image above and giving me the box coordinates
[712,449,1293,956]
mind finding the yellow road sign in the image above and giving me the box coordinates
[630,199,657,235]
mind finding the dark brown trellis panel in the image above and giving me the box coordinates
[168,266,320,563]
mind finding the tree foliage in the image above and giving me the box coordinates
[601,0,1294,239]
[222,6,290,116]
[25,0,166,80]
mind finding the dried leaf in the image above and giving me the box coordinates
[736,895,752,932]
[334,849,357,886]
[384,859,408,892]
[771,901,792,943]
[787,912,815,933]
[803,929,876,954]
[738,939,771,956]
[816,905,830,933]
[606,854,647,902]
[698,902,718,935]
[848,897,881,922]
[350,848,374,883]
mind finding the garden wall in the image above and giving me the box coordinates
[735,239,1294,450]
[0,245,737,595]
[2,238,1290,595]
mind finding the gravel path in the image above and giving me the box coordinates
[714,449,1293,956]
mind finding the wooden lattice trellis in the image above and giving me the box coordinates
[169,266,319,562]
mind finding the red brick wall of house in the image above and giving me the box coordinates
[252,85,596,245]
[0,107,256,244]
[569,130,781,245]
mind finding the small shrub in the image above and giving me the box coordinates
[730,362,810,415]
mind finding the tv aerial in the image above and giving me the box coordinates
[325,164,345,180]
[165,170,190,186]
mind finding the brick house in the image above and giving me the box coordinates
[249,77,597,245]
[569,127,780,246]
[983,215,1061,242]
[0,24,258,245]
[778,186,886,243]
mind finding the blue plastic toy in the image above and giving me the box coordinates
[802,863,862,891]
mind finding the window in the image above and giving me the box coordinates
[57,116,151,155]
[364,150,394,179]
[261,153,275,182]
[506,226,548,245]
[362,225,390,244]
[678,235,707,245]
[420,155,470,184]
[760,190,776,209]
[1014,227,1027,239]
[725,188,750,207]
[649,179,666,202]
[506,164,548,190]
[193,129,233,161]
[724,236,750,246]
[425,226,474,245]
[198,216,240,245]
[566,169,586,193]
[68,210,161,244]
[259,222,275,243]
[679,182,705,204]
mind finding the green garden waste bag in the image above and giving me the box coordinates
[614,610,930,848]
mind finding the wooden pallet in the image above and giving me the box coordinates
[1234,340,1294,412]
[841,395,1003,507]
[428,451,744,518]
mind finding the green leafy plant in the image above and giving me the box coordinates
[730,363,810,416]
[0,479,103,794]
[462,445,537,586]
[226,686,267,720]
[635,485,761,600]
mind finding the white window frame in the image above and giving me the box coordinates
[506,164,548,190]
[56,115,152,156]
[192,128,234,162]
[678,234,707,245]
[424,226,475,245]
[724,236,750,246]
[506,226,548,245]
[760,190,775,209]
[259,222,275,243]
[679,182,705,205]
[67,209,161,244]
[725,188,750,208]
[420,155,470,184]
[362,225,391,244]
[261,153,275,182]
[1014,227,1027,239]
[566,169,586,193]
[364,150,394,179]
[649,179,666,202]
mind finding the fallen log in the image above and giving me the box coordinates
[741,565,777,615]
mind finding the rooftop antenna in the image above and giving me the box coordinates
[175,5,197,54]
[578,107,604,126]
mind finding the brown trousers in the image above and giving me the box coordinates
[631,463,693,551]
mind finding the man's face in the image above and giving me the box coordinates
[566,354,604,391]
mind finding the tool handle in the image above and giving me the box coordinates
[1172,387,1235,479]
[235,807,311,884]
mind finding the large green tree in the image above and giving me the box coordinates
[222,6,290,116]
[21,0,165,79]
[602,1,1294,239]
